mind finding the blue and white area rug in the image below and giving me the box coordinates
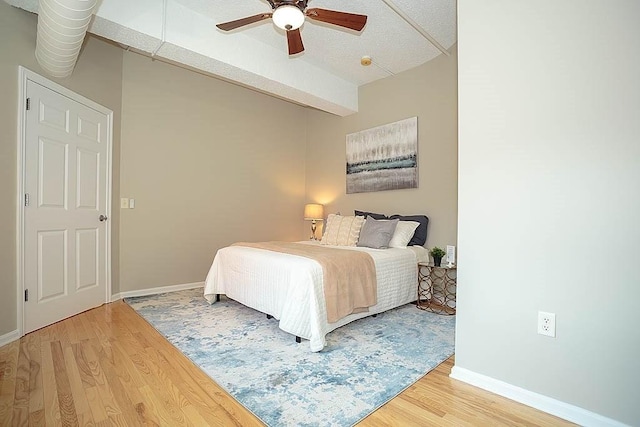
[125,288,455,427]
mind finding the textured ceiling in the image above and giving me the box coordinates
[6,0,457,116]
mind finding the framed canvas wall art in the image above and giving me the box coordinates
[346,117,418,194]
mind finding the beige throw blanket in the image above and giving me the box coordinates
[232,242,377,323]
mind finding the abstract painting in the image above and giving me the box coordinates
[346,117,418,194]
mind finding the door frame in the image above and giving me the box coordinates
[16,66,113,337]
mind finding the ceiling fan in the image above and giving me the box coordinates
[216,0,368,55]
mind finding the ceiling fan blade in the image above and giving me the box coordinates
[305,8,367,31]
[216,13,272,31]
[286,28,305,55]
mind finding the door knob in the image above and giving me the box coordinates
[99,214,108,222]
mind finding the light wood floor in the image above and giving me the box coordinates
[0,301,574,426]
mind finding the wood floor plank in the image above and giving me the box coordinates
[135,384,177,426]
[11,339,31,426]
[0,299,577,427]
[96,340,148,425]
[131,345,193,426]
[133,394,161,427]
[0,340,19,426]
[83,385,109,425]
[50,341,79,426]
[63,346,94,426]
[86,307,114,352]
[69,314,89,344]
[118,307,226,425]
[50,323,72,352]
[77,308,101,344]
[71,342,96,389]
[108,342,146,397]
[113,306,242,426]
[64,317,80,345]
[26,332,44,417]
[28,409,45,427]
[140,343,214,426]
[108,305,150,349]
[81,339,124,422]
[134,311,254,426]
[105,318,194,427]
[40,341,62,426]
[152,345,244,427]
[410,370,538,426]
[108,341,162,427]
[37,324,53,345]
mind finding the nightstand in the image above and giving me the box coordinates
[417,263,457,315]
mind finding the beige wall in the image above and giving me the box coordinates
[118,52,308,292]
[2,1,454,334]
[0,3,123,336]
[456,1,639,424]
[305,50,458,249]
[1,3,456,338]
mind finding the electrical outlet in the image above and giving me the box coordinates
[537,311,556,337]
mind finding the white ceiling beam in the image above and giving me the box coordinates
[89,0,359,116]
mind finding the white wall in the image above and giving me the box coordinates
[456,1,640,425]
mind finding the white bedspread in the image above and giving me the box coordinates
[203,241,428,352]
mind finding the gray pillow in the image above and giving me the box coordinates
[357,218,399,249]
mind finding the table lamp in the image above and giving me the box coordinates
[304,203,324,240]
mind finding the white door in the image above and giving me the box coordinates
[23,78,110,334]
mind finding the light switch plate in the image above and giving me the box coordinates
[129,198,135,209]
[120,198,129,209]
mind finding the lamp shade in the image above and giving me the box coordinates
[272,5,305,30]
[304,203,324,221]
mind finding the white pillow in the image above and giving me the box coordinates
[388,221,421,248]
[321,214,365,246]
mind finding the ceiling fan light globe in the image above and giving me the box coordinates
[272,5,304,31]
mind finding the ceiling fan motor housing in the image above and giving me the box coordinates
[272,4,306,31]
[216,0,366,56]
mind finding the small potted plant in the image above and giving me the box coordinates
[429,247,446,267]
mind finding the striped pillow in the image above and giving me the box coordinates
[321,214,365,246]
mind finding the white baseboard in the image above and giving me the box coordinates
[450,366,629,427]
[0,329,20,347]
[0,283,203,347]
[111,281,204,302]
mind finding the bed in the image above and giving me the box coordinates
[203,212,431,352]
